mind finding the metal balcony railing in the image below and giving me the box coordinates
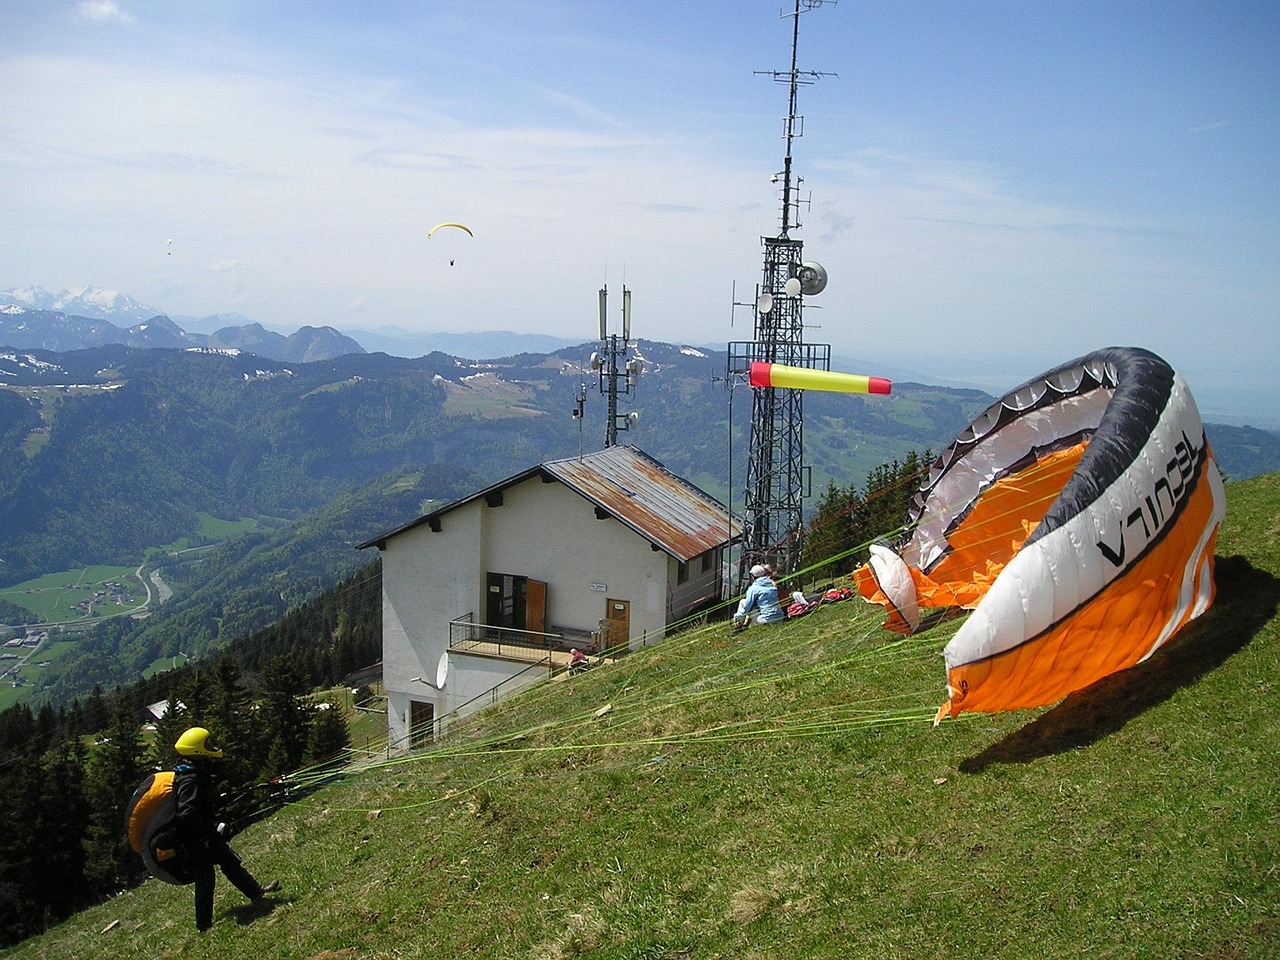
[448,618,566,660]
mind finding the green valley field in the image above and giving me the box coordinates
[12,474,1280,959]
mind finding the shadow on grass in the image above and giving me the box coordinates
[959,554,1279,773]
[224,894,292,927]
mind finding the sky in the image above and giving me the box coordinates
[2,0,1277,424]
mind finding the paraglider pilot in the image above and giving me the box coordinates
[733,564,787,629]
[172,727,279,932]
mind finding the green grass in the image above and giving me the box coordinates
[441,373,547,419]
[0,564,141,623]
[156,512,261,553]
[15,476,1280,959]
[141,651,194,680]
[196,513,260,541]
[1,513,256,623]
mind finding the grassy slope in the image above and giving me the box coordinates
[17,476,1280,960]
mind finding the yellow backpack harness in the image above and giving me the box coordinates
[125,771,193,885]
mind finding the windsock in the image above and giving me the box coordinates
[749,361,891,395]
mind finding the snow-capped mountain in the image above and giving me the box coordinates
[0,284,586,362]
[0,285,163,325]
[0,288,368,363]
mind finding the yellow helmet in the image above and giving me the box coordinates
[174,727,223,759]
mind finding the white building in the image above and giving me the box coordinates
[357,445,741,748]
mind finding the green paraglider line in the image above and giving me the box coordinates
[259,614,958,820]
[238,470,1003,824]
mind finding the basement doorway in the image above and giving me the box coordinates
[409,700,434,748]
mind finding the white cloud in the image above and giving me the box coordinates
[76,1,135,26]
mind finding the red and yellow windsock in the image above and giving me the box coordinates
[748,361,892,395]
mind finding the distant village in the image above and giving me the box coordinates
[67,579,135,615]
[1,631,48,687]
[1,579,138,686]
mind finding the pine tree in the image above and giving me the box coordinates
[207,654,257,787]
[305,701,351,768]
[32,738,91,929]
[0,751,42,946]
[0,702,35,760]
[257,655,309,779]
[800,480,857,582]
[82,697,146,895]
[148,693,189,770]
[801,451,935,585]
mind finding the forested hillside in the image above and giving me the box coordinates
[28,466,473,706]
[0,562,384,947]
[0,341,996,588]
[0,348,478,584]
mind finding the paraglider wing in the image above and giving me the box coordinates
[427,222,473,239]
[851,347,1226,721]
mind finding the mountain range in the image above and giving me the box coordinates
[1,287,363,364]
[0,285,582,362]
[0,284,160,324]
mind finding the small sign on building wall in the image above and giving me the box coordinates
[589,582,607,592]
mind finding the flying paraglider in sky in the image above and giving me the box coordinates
[851,347,1226,724]
[427,222,473,239]
[427,222,472,266]
[167,238,173,256]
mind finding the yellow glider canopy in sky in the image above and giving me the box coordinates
[427,222,473,239]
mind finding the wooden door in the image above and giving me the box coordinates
[526,578,547,635]
[604,598,630,652]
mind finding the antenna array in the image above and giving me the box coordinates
[591,285,642,448]
[728,0,835,582]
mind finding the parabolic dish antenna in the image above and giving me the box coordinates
[798,261,828,296]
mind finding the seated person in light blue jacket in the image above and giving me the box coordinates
[733,564,788,627]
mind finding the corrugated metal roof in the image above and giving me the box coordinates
[542,446,741,562]
[357,445,740,561]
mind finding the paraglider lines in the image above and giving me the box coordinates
[273,601,952,820]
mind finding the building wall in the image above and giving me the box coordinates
[380,472,674,747]
[381,498,484,747]
[666,548,726,623]
[483,478,670,643]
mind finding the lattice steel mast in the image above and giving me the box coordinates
[729,0,835,581]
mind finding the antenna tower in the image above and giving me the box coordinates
[591,285,642,447]
[728,0,835,581]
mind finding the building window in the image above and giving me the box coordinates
[676,559,690,585]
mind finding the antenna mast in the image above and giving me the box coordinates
[592,285,642,447]
[728,0,835,582]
